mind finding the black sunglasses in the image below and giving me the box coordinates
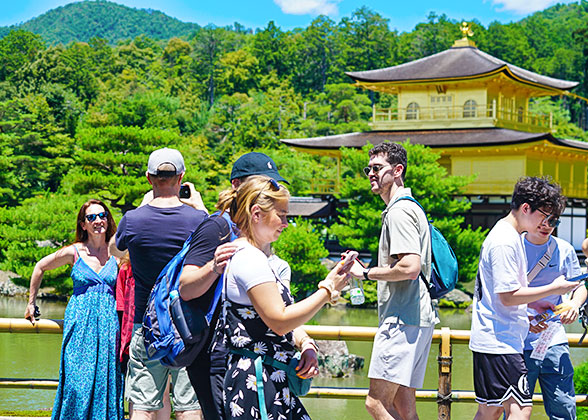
[85,211,108,222]
[254,179,281,203]
[363,164,390,177]
[536,208,561,228]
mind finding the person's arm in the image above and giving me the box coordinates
[348,253,420,282]
[582,238,588,258]
[109,235,126,259]
[178,217,238,300]
[25,246,76,324]
[293,327,320,378]
[560,283,588,324]
[179,242,240,300]
[247,265,349,336]
[180,182,208,214]
[499,275,580,306]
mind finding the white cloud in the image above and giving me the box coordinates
[490,0,576,14]
[273,0,339,16]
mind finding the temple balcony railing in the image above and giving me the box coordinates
[310,178,339,195]
[371,100,553,133]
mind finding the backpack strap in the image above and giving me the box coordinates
[392,196,432,288]
[206,212,238,323]
[526,237,556,284]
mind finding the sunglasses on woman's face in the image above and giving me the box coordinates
[85,211,108,222]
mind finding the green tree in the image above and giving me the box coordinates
[0,192,91,293]
[0,30,45,82]
[61,125,192,212]
[273,217,329,298]
[251,21,287,77]
[288,16,337,93]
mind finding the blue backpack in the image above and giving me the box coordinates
[394,196,459,299]
[142,212,237,368]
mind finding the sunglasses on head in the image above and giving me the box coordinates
[536,208,561,228]
[254,178,281,203]
[85,211,108,222]
[363,164,390,177]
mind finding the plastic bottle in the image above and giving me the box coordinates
[349,277,365,305]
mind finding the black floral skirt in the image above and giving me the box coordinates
[224,353,311,420]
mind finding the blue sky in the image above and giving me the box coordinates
[0,0,580,32]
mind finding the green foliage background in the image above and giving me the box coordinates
[1,1,587,300]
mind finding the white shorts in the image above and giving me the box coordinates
[368,322,434,388]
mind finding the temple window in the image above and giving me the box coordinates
[406,102,420,120]
[517,106,524,123]
[463,100,477,118]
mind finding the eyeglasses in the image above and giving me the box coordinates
[536,208,560,228]
[363,164,390,177]
[254,179,281,204]
[85,211,108,222]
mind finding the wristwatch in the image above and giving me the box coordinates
[363,268,371,280]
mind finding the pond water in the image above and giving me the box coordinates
[1,296,587,419]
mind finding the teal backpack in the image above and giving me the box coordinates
[394,196,459,299]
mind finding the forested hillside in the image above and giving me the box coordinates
[0,0,200,44]
[0,1,587,296]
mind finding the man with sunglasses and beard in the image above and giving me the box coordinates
[347,142,438,420]
[469,177,580,420]
[522,203,586,420]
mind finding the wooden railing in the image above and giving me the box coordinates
[1,319,587,419]
[371,102,552,133]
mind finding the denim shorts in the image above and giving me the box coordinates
[126,324,200,411]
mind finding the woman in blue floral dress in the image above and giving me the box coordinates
[25,199,123,420]
[216,176,351,420]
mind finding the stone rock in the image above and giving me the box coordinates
[0,271,27,297]
[441,288,472,306]
[316,339,364,377]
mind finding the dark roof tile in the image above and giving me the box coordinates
[346,47,578,90]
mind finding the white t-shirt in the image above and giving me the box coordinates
[523,236,581,351]
[224,242,289,305]
[469,219,529,354]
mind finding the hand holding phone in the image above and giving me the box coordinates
[180,184,191,199]
[339,251,359,274]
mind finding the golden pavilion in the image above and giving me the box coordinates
[282,24,588,249]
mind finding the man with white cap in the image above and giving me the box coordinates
[110,147,207,420]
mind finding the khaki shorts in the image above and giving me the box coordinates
[368,322,434,388]
[126,324,200,411]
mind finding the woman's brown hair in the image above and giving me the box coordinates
[75,199,117,243]
[216,175,289,247]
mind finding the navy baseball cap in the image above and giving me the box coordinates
[230,152,289,184]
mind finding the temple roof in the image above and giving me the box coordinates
[346,46,578,91]
[281,128,588,150]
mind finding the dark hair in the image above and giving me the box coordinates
[75,199,117,243]
[510,176,566,215]
[369,142,408,180]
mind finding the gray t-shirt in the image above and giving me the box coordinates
[377,187,437,327]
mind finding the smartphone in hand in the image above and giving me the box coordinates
[339,250,359,274]
[180,185,191,199]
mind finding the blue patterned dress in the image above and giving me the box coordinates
[51,248,123,420]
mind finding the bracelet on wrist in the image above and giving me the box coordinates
[300,337,319,353]
[318,280,339,304]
